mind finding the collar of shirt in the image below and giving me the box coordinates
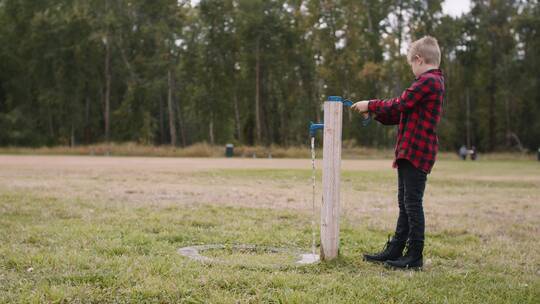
[415,68,442,80]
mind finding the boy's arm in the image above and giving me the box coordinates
[370,105,400,125]
[352,100,400,125]
[368,76,433,116]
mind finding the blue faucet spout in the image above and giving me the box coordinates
[309,122,324,138]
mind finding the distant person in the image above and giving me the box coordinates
[459,145,468,160]
[470,146,477,161]
[352,36,444,269]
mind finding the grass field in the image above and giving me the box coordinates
[0,155,538,303]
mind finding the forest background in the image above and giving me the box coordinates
[0,0,538,153]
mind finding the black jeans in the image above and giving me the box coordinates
[394,159,427,243]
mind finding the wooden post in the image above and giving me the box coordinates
[320,99,343,260]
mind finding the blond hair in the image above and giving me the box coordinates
[407,36,441,66]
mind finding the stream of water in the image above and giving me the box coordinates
[310,136,317,256]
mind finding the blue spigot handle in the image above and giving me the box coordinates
[327,96,371,126]
[327,96,352,107]
[343,98,371,126]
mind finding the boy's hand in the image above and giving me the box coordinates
[351,100,369,114]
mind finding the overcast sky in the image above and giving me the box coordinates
[442,0,471,17]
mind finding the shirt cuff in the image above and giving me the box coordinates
[367,100,378,113]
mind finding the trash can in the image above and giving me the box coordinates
[225,144,234,158]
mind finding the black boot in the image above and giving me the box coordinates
[384,241,423,270]
[363,236,406,263]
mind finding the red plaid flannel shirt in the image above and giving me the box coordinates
[368,69,445,174]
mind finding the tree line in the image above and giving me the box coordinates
[0,0,538,152]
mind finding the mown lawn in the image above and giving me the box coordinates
[0,157,538,303]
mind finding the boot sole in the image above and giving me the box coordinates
[363,255,400,264]
[363,254,404,264]
[363,257,385,264]
[384,262,423,271]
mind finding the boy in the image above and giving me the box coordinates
[351,36,445,269]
